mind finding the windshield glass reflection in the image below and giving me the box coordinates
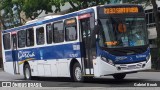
[99,17,148,48]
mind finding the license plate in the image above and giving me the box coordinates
[128,65,137,69]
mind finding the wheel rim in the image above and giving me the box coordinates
[75,67,82,81]
[25,68,30,79]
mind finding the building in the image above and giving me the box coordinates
[144,1,160,69]
[37,2,72,18]
[145,1,160,48]
[0,12,3,68]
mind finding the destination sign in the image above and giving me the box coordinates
[104,7,138,14]
[66,19,76,25]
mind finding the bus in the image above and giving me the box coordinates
[1,4,151,82]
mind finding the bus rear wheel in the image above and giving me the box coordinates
[24,64,32,80]
[72,63,83,82]
[113,73,126,80]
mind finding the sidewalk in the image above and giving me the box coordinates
[142,69,160,72]
[0,68,3,71]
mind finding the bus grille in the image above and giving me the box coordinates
[116,63,143,70]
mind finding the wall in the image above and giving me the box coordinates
[0,29,2,68]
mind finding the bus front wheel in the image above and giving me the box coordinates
[72,63,83,82]
[113,73,126,80]
[24,64,32,80]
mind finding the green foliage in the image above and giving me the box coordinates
[21,0,53,19]
[0,0,15,29]
[50,0,66,13]
[0,0,13,16]
[63,0,110,12]
[122,0,150,8]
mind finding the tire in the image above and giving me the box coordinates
[24,64,32,80]
[113,73,126,80]
[72,63,83,82]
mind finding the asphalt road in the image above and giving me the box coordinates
[0,70,160,87]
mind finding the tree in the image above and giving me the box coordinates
[0,14,6,29]
[22,0,53,20]
[44,0,110,15]
[0,0,15,29]
[60,0,110,12]
[151,0,160,46]
[50,0,66,13]
[150,0,160,69]
[12,0,26,24]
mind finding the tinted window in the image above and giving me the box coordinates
[90,13,95,30]
[26,28,34,46]
[46,24,52,44]
[65,26,77,41]
[53,22,64,43]
[3,33,11,50]
[18,30,26,48]
[36,27,45,45]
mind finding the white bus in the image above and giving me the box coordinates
[1,4,151,82]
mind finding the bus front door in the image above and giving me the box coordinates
[79,13,94,75]
[11,33,19,74]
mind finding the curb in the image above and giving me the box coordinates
[0,68,160,72]
[140,69,160,72]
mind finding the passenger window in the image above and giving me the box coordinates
[26,28,34,46]
[65,26,77,41]
[65,18,77,41]
[3,33,11,50]
[36,27,45,45]
[18,30,26,48]
[53,21,64,43]
[46,24,52,44]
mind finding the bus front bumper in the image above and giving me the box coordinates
[93,56,151,77]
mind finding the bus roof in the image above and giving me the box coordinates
[104,4,142,7]
[25,15,62,25]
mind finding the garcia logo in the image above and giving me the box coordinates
[18,51,35,60]
[116,56,127,60]
[136,55,146,58]
[115,56,127,62]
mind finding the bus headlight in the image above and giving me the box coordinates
[108,59,114,66]
[101,56,107,61]
[101,56,114,66]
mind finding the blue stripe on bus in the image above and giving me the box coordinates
[5,41,150,65]
[5,42,82,62]
[98,47,150,64]
[2,8,94,33]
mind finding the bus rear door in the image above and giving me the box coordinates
[11,32,20,74]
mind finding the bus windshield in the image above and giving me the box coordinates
[99,17,148,48]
